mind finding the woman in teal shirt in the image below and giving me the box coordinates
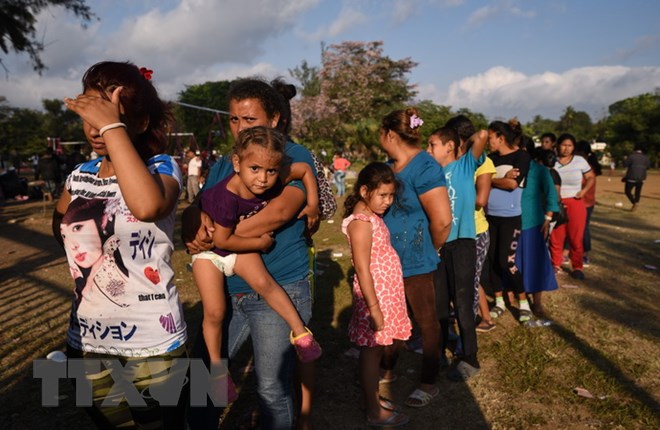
[379,108,452,408]
[516,137,559,319]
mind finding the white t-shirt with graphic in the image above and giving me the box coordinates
[63,154,187,357]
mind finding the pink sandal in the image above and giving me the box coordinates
[290,327,322,362]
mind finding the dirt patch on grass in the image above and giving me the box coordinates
[1,171,659,429]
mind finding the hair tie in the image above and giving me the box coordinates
[410,114,424,129]
[139,67,153,80]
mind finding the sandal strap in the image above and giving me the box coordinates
[290,327,313,343]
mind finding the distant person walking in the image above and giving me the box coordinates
[332,152,351,197]
[623,145,651,211]
[186,149,203,203]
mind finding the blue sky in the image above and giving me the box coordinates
[2,0,659,122]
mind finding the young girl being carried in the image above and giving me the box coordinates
[191,126,322,398]
[342,162,412,428]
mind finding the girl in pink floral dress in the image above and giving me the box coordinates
[342,162,411,427]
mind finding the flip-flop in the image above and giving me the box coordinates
[489,306,506,319]
[378,374,398,384]
[367,410,410,428]
[379,397,401,412]
[447,360,481,382]
[476,320,496,333]
[404,386,439,408]
[518,309,534,323]
[360,397,401,413]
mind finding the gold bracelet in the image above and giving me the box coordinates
[367,302,379,308]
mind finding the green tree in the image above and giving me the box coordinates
[175,81,232,154]
[0,0,96,73]
[41,98,83,141]
[289,60,320,97]
[0,106,46,157]
[557,106,593,140]
[603,93,660,165]
[524,115,558,139]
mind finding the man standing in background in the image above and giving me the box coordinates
[623,145,651,211]
[186,149,203,203]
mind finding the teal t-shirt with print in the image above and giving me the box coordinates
[443,152,483,242]
[384,151,446,278]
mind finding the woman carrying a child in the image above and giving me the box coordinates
[183,77,319,429]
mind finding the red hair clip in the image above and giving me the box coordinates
[139,67,153,80]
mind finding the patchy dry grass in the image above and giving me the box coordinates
[0,171,658,429]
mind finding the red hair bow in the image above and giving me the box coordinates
[139,67,153,80]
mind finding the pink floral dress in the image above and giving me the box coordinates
[342,212,411,347]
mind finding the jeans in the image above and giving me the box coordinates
[583,206,594,253]
[227,278,312,429]
[188,278,312,430]
[333,170,346,196]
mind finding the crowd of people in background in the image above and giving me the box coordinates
[4,58,647,429]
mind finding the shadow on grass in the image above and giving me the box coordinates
[583,208,660,342]
[548,321,660,415]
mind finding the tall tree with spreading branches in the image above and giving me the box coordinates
[0,0,95,73]
[291,41,417,157]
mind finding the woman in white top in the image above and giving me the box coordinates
[549,133,595,280]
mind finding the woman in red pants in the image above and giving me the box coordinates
[549,134,595,280]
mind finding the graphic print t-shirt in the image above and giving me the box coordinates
[443,152,483,242]
[63,155,187,357]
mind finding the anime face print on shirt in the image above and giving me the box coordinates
[62,197,129,307]
[61,218,103,269]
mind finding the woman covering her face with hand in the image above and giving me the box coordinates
[53,61,188,429]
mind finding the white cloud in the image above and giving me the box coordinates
[391,0,465,23]
[0,0,318,109]
[467,5,498,26]
[467,0,535,27]
[392,0,418,23]
[105,0,318,78]
[442,65,660,120]
[303,6,367,40]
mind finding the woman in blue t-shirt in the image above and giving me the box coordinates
[183,78,317,429]
[379,108,452,408]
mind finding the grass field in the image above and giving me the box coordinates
[0,171,658,429]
